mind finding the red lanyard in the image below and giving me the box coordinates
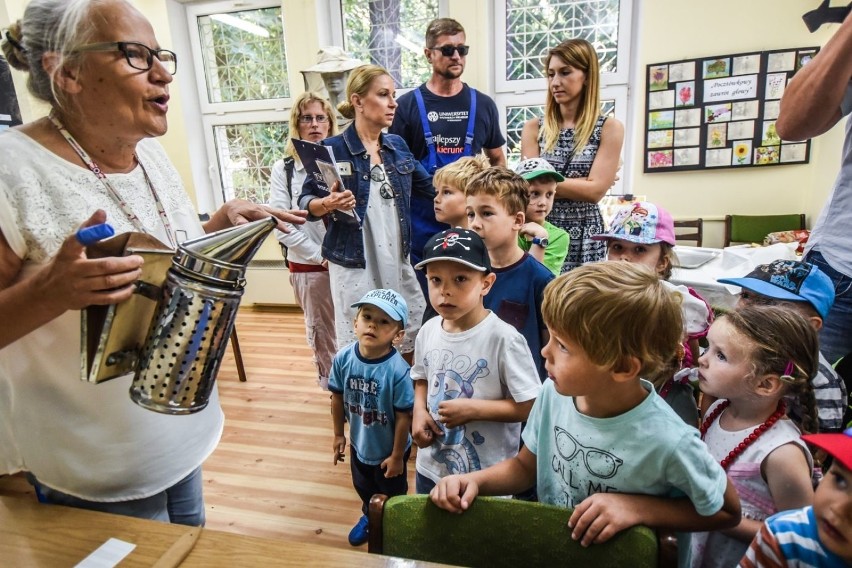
[49,113,176,248]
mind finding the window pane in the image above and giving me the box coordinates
[505,0,620,82]
[197,7,290,103]
[340,0,437,88]
[213,122,289,203]
[505,100,615,168]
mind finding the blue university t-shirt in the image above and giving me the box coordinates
[328,343,414,465]
[390,83,506,165]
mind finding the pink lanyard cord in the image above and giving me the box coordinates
[48,113,176,248]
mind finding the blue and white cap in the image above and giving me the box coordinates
[351,288,409,327]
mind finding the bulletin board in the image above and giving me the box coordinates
[643,47,818,173]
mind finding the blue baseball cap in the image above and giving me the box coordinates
[718,259,835,319]
[351,288,409,327]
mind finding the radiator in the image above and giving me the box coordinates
[243,260,297,306]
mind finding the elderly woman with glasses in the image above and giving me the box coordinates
[268,92,339,390]
[300,65,433,359]
[0,0,305,524]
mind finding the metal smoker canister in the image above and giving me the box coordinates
[130,217,276,414]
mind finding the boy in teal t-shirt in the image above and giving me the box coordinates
[515,158,569,276]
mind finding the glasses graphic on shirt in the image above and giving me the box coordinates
[430,44,470,57]
[554,427,624,479]
[370,165,395,199]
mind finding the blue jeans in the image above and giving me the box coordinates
[804,250,852,364]
[30,466,206,526]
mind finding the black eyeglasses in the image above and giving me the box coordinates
[73,41,177,75]
[298,115,329,124]
[370,165,394,199]
[430,44,469,57]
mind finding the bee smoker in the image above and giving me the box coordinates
[130,217,276,414]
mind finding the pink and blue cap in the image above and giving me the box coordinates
[592,201,676,246]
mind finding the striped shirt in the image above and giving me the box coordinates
[739,507,846,567]
[788,352,847,433]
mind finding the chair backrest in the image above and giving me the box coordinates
[368,494,675,568]
[724,214,806,247]
[673,219,704,247]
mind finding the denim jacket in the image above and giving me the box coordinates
[299,125,434,269]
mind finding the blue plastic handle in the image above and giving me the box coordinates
[75,223,115,246]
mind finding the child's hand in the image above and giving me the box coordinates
[436,399,475,428]
[381,454,404,478]
[519,222,548,241]
[430,474,480,514]
[412,407,442,448]
[333,435,346,465]
[568,493,643,546]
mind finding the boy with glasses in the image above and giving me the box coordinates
[718,259,847,432]
[390,18,507,296]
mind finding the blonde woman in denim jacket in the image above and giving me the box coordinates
[300,65,433,359]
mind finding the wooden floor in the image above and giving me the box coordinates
[0,306,415,551]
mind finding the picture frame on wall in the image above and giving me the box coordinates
[642,46,817,173]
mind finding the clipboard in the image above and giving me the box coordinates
[292,138,360,222]
[81,232,174,383]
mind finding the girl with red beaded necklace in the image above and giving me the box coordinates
[690,305,819,568]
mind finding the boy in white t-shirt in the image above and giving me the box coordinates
[430,262,741,567]
[411,228,542,494]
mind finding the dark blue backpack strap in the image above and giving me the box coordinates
[413,87,437,174]
[463,87,477,157]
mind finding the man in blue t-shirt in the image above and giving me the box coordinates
[390,18,507,283]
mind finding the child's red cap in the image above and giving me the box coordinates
[803,427,852,470]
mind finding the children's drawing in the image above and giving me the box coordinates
[676,82,695,107]
[648,150,673,168]
[707,123,727,147]
[761,121,781,146]
[705,103,732,123]
[649,65,669,91]
[648,130,673,149]
[755,146,780,165]
[732,141,752,165]
[649,110,675,130]
[703,58,730,79]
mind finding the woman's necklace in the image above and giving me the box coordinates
[48,113,176,248]
[699,400,787,470]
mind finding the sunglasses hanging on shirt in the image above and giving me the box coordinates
[370,165,395,199]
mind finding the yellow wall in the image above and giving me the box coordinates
[631,0,844,246]
[3,0,847,250]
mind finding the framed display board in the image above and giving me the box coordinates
[643,47,818,173]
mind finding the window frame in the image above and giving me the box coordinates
[321,0,450,93]
[492,0,635,195]
[182,0,293,209]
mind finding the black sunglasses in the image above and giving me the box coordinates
[430,44,469,57]
[370,165,395,199]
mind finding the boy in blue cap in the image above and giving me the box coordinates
[329,288,414,546]
[719,259,846,432]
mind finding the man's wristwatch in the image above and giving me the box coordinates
[531,236,549,248]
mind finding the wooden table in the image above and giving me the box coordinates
[0,496,443,567]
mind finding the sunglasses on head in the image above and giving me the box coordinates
[431,44,469,57]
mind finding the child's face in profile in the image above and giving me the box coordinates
[426,261,494,328]
[526,177,557,224]
[696,318,755,401]
[541,326,612,397]
[607,239,667,277]
[434,183,467,227]
[814,461,852,562]
[467,193,523,250]
[353,304,403,356]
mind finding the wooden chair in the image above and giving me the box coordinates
[368,494,677,568]
[230,328,247,382]
[723,214,806,247]
[673,219,704,247]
